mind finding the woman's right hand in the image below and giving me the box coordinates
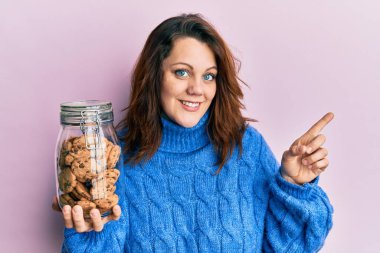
[52,196,121,233]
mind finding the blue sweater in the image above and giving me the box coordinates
[62,112,333,252]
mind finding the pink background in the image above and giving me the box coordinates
[1,1,379,252]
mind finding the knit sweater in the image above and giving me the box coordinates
[62,111,333,253]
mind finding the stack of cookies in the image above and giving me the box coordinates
[58,135,121,217]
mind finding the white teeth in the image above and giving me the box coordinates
[181,101,200,108]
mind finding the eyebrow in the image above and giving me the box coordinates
[170,62,217,71]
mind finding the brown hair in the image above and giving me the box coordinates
[117,13,254,174]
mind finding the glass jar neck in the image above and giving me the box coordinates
[60,100,114,126]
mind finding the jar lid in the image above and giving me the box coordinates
[60,100,114,125]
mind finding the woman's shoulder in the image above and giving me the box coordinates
[240,124,265,159]
[242,124,263,144]
[241,124,278,172]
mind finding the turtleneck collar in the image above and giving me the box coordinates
[159,111,211,153]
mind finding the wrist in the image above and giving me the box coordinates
[280,168,302,186]
[274,172,315,200]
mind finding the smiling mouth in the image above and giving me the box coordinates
[180,100,202,108]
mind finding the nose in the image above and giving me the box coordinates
[186,77,203,96]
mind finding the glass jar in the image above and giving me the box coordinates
[55,100,122,218]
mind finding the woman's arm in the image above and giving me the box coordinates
[259,133,333,252]
[61,164,129,253]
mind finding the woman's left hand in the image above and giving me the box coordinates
[281,112,334,185]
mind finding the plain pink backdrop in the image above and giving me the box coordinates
[1,1,379,252]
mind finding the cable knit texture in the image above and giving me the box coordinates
[62,111,333,253]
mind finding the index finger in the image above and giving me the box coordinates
[305,112,334,136]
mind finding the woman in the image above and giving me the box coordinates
[57,13,334,252]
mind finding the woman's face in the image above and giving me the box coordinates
[161,37,217,128]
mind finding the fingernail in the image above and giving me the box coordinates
[307,147,312,153]
[90,210,98,217]
[114,205,121,214]
[73,206,81,214]
[302,159,308,165]
[62,206,70,214]
[308,165,313,169]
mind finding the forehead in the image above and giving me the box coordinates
[163,37,216,67]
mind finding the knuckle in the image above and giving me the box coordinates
[63,214,71,221]
[63,211,71,219]
[73,216,84,224]
[90,211,101,222]
[92,217,101,224]
[72,211,81,219]
[291,145,299,154]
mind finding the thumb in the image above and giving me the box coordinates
[52,196,62,212]
[102,205,122,224]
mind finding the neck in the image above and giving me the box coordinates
[159,111,210,153]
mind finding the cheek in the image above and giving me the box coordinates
[205,84,217,100]
[160,81,180,110]
[161,78,173,99]
[160,90,173,111]
[161,76,186,100]
[161,85,179,102]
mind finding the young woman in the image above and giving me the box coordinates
[57,13,334,252]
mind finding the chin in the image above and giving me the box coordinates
[175,115,201,128]
[178,120,199,128]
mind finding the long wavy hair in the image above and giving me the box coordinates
[117,13,254,174]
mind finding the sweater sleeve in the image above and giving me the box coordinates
[61,162,129,253]
[258,134,333,253]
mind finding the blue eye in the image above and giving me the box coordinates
[203,73,216,81]
[174,69,189,78]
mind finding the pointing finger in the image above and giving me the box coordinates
[305,112,334,137]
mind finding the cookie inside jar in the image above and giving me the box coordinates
[58,133,121,218]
